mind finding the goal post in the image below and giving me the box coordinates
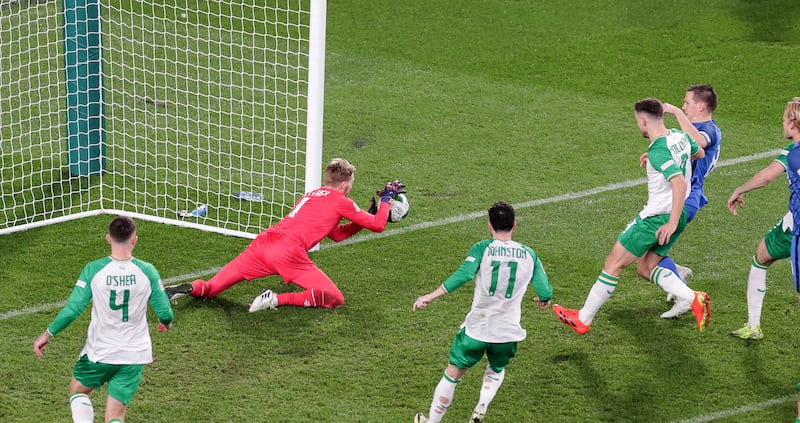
[0,0,326,238]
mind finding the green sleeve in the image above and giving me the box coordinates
[149,280,174,325]
[134,259,174,325]
[441,240,488,293]
[48,274,93,336]
[530,255,552,302]
[648,140,683,180]
[776,142,794,168]
[690,137,700,156]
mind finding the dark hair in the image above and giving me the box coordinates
[489,201,515,232]
[634,98,663,118]
[109,216,136,243]
[687,84,717,112]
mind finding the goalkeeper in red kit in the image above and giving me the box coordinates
[166,158,405,310]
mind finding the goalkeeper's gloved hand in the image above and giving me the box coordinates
[367,196,378,215]
[389,179,406,195]
[377,179,406,203]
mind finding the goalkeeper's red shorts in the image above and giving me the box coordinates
[226,231,344,306]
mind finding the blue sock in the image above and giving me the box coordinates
[658,256,680,279]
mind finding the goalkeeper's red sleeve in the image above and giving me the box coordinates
[328,222,364,241]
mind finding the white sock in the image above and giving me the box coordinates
[427,374,459,423]
[579,271,618,324]
[747,257,768,328]
[69,393,94,423]
[476,365,505,411]
[651,266,694,303]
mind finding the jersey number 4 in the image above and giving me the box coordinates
[110,289,130,322]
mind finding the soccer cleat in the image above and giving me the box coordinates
[666,264,694,302]
[470,404,486,423]
[248,288,278,312]
[730,325,764,340]
[553,304,590,335]
[690,292,711,331]
[659,299,692,319]
[165,282,194,301]
[677,264,694,282]
[414,413,427,423]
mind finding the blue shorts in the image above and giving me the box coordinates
[684,189,707,224]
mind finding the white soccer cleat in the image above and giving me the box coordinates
[470,404,486,423]
[248,289,278,312]
[413,413,427,423]
[666,264,694,302]
[660,298,692,319]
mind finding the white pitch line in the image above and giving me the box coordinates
[1,149,778,323]
[670,394,795,423]
[323,149,780,249]
[0,271,220,321]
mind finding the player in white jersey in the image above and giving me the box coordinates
[412,201,552,423]
[33,216,174,423]
[553,98,711,335]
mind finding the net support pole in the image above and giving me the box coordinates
[63,0,105,176]
[304,0,326,194]
[305,0,326,252]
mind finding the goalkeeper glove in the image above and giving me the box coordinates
[367,196,378,215]
[377,179,407,203]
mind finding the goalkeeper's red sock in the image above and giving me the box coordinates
[197,263,247,297]
[277,289,343,309]
[190,279,209,297]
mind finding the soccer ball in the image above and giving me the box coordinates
[389,193,409,223]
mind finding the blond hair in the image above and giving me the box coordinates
[324,158,355,185]
[787,97,800,129]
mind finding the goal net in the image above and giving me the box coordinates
[0,0,326,237]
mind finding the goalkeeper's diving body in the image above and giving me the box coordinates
[166,158,405,310]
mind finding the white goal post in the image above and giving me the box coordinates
[0,0,326,238]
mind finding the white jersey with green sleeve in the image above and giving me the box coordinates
[639,128,700,219]
[47,257,174,365]
[441,239,552,343]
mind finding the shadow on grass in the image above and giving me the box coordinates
[731,1,800,44]
[593,305,704,421]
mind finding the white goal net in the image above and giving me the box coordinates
[0,0,325,237]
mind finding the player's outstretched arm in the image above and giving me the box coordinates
[33,330,52,358]
[413,285,447,312]
[727,161,786,215]
[663,102,708,149]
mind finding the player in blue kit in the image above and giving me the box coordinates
[727,138,797,340]
[782,99,800,308]
[654,84,723,319]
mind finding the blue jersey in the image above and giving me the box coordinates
[785,142,800,235]
[690,120,722,191]
[682,120,721,222]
